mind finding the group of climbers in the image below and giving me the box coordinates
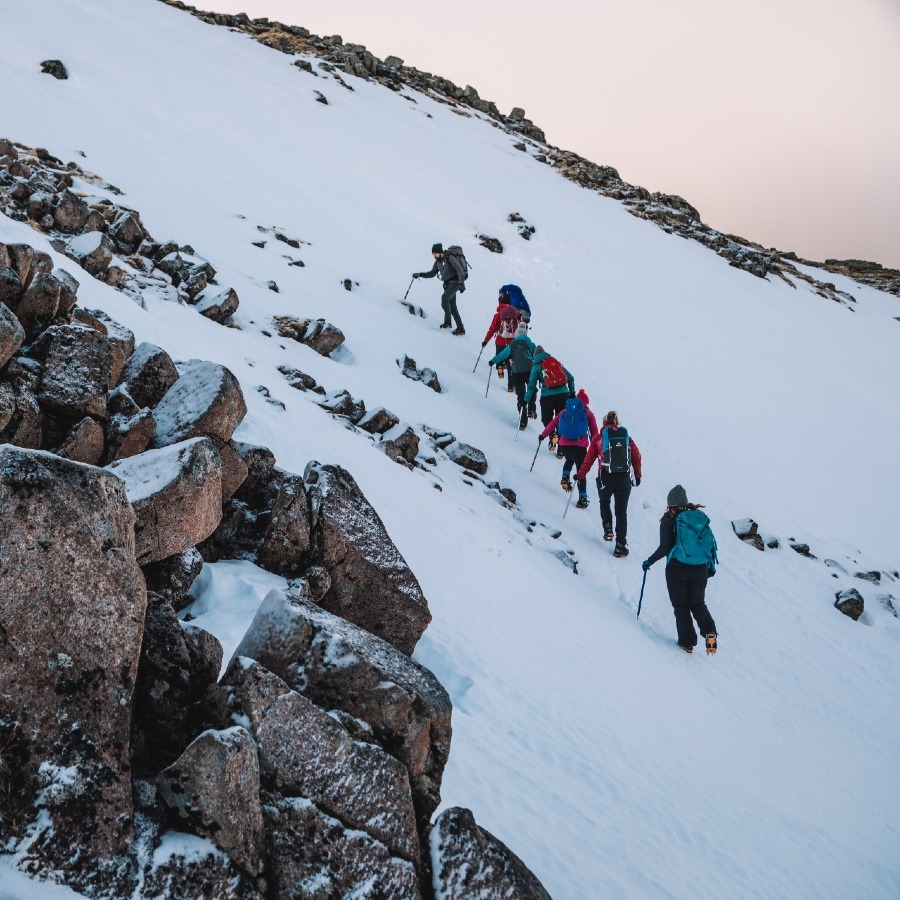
[414,246,718,654]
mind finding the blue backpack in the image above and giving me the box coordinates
[668,509,719,573]
[557,398,588,440]
[500,284,531,319]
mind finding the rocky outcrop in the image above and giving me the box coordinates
[120,342,180,409]
[193,285,239,323]
[398,354,441,392]
[41,59,68,79]
[35,323,112,419]
[273,315,345,356]
[142,547,204,609]
[0,446,146,864]
[256,471,312,576]
[430,807,552,899]
[445,440,488,475]
[305,462,432,654]
[835,588,865,621]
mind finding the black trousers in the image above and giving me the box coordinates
[561,445,587,492]
[540,393,568,428]
[510,372,535,424]
[665,563,717,648]
[441,283,463,329]
[597,470,631,543]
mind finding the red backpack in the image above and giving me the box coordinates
[498,305,520,340]
[540,355,567,388]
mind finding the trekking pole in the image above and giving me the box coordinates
[484,366,493,398]
[636,569,648,619]
[472,346,484,374]
[402,276,416,301]
[529,438,541,472]
[562,489,573,519]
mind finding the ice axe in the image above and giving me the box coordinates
[484,366,493,398]
[403,275,416,301]
[562,488,574,519]
[529,437,541,472]
[472,345,485,373]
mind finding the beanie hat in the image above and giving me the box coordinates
[534,345,544,355]
[576,388,590,405]
[667,484,689,507]
[431,243,443,254]
[515,323,528,337]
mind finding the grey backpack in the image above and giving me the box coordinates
[444,245,469,282]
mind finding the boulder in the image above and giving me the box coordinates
[430,807,552,900]
[119,342,179,409]
[257,471,312,577]
[264,797,421,900]
[142,547,204,609]
[855,570,881,584]
[57,416,105,465]
[158,727,264,876]
[212,437,249,501]
[151,360,247,448]
[53,189,90,233]
[357,406,400,435]
[4,243,51,290]
[835,588,865,621]
[37,323,112,419]
[209,658,419,863]
[305,462,432,655]
[0,446,146,863]
[273,315,345,356]
[381,425,420,467]
[55,268,80,315]
[155,251,215,299]
[41,59,69,79]
[107,437,224,565]
[317,388,366,423]
[234,589,452,834]
[0,138,17,158]
[0,265,23,306]
[398,354,441,392]
[0,301,25,367]
[103,407,157,463]
[445,440,488,475]
[65,231,114,277]
[83,308,135,386]
[194,286,239,323]
[0,381,42,448]
[232,442,278,507]
[109,209,146,251]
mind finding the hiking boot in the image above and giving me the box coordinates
[440,322,452,329]
[682,645,694,654]
[603,529,614,542]
[548,434,559,453]
[518,421,528,431]
[556,448,565,459]
[528,410,537,420]
[451,327,466,336]
[560,477,572,493]
[576,495,589,509]
[705,634,717,655]
[507,383,514,393]
[613,543,629,558]
[496,364,505,379]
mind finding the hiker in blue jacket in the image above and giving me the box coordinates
[642,485,719,654]
[525,346,575,455]
[499,284,531,321]
[490,323,536,428]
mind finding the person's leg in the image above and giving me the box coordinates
[446,285,464,330]
[570,446,587,494]
[540,395,555,427]
[440,286,452,327]
[665,565,698,648]
[686,568,716,637]
[561,445,580,488]
[597,473,614,536]
[612,483,632,545]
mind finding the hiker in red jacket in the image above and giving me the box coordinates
[576,410,642,557]
[540,389,597,508]
[481,296,521,384]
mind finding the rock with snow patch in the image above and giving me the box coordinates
[445,440,488,475]
[119,341,180,409]
[256,470,312,577]
[3,242,52,290]
[834,588,865,621]
[36,323,112,419]
[273,314,346,356]
[789,542,816,558]
[56,416,105,465]
[212,437,249,500]
[398,354,441,392]
[157,727,265,876]
[357,405,400,435]
[232,441,278,507]
[477,234,503,253]
[155,250,215,300]
[151,359,247,448]
[317,387,366,423]
[381,423,420,467]
[0,301,25,367]
[854,570,881,584]
[430,806,552,900]
[304,462,432,655]
[142,547,204,609]
[276,363,320,392]
[234,588,452,835]
[0,265,23,306]
[103,407,157,463]
[40,59,68,79]
[107,437,223,564]
[878,594,897,617]
[109,209,147,251]
[65,230,114,277]
[53,189,90,233]
[13,272,64,339]
[732,517,764,551]
[82,308,135,386]
[0,445,146,864]
[193,285,239,323]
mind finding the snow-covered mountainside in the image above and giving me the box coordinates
[2,0,899,897]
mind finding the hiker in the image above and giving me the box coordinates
[524,346,575,456]
[498,284,531,321]
[482,295,521,384]
[575,410,642,557]
[490,322,536,426]
[642,485,719,655]
[413,243,466,335]
[540,389,597,508]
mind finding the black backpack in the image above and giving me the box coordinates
[602,426,631,474]
[444,245,469,282]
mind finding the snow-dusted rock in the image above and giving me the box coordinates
[37,323,112,419]
[83,307,135,386]
[0,300,25,367]
[257,471,312,577]
[142,547,204,609]
[103,407,156,463]
[2,242,52,289]
[109,209,147,251]
[12,271,62,338]
[318,388,366,423]
[398,354,441,392]
[158,726,265,876]
[107,437,223,564]
[0,380,42,448]
[305,462,432,655]
[835,588,865,620]
[57,416,105,465]
[273,314,346,356]
[0,264,23,306]
[445,440,488,475]
[65,230,114,277]
[119,341,179,409]
[155,250,215,299]
[53,189,90,233]
[732,518,764,550]
[151,359,247,448]
[430,807,552,900]
[213,437,249,501]
[380,423,420,467]
[234,589,452,834]
[358,405,400,435]
[0,446,146,864]
[194,285,239,323]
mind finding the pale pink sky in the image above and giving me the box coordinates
[202,0,900,268]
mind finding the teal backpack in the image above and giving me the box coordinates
[668,509,719,573]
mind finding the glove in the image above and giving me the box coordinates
[412,273,420,278]
[459,283,466,293]
[488,361,494,368]
[482,340,488,348]
[539,435,546,443]
[642,560,651,572]
[707,566,716,578]
[634,476,641,487]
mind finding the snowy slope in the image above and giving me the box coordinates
[2,1,899,898]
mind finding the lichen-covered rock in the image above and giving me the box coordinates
[305,462,432,655]
[37,323,112,419]
[0,264,23,306]
[142,547,204,609]
[56,416,105,465]
[83,308,135,386]
[257,471,312,577]
[234,589,451,835]
[11,272,62,339]
[0,446,146,864]
[107,437,223,565]
[0,381,42,448]
[103,407,156,463]
[835,588,865,621]
[430,807,552,900]
[119,341,180,409]
[53,189,90,233]
[0,300,25,367]
[151,359,247,448]
[445,440,488,475]
[158,727,264,876]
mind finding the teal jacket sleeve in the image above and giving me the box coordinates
[490,345,512,366]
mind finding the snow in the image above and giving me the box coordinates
[1,1,899,898]
[105,437,206,503]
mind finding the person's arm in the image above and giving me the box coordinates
[524,362,540,404]
[483,312,500,345]
[540,412,562,440]
[417,260,439,279]
[565,369,576,397]
[490,344,512,366]
[646,516,675,565]
[575,435,601,481]
[630,439,642,484]
[586,409,599,441]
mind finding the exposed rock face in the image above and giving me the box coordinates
[36,323,112,419]
[107,437,224,565]
[119,341,180,409]
[273,315,345,356]
[142,547,204,609]
[103,407,157,463]
[0,301,25,367]
[41,59,69,79]
[234,589,452,835]
[0,446,146,863]
[257,471,312,576]
[430,807,552,900]
[151,359,247,448]
[57,416,105,465]
[731,517,764,551]
[158,727,265,876]
[305,462,432,655]
[65,231,115,277]
[445,440,488,475]
[835,588,865,621]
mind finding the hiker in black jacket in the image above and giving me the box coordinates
[414,243,466,335]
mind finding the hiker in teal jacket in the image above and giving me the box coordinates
[490,323,536,428]
[524,345,575,452]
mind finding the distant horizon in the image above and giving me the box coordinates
[199,0,900,270]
